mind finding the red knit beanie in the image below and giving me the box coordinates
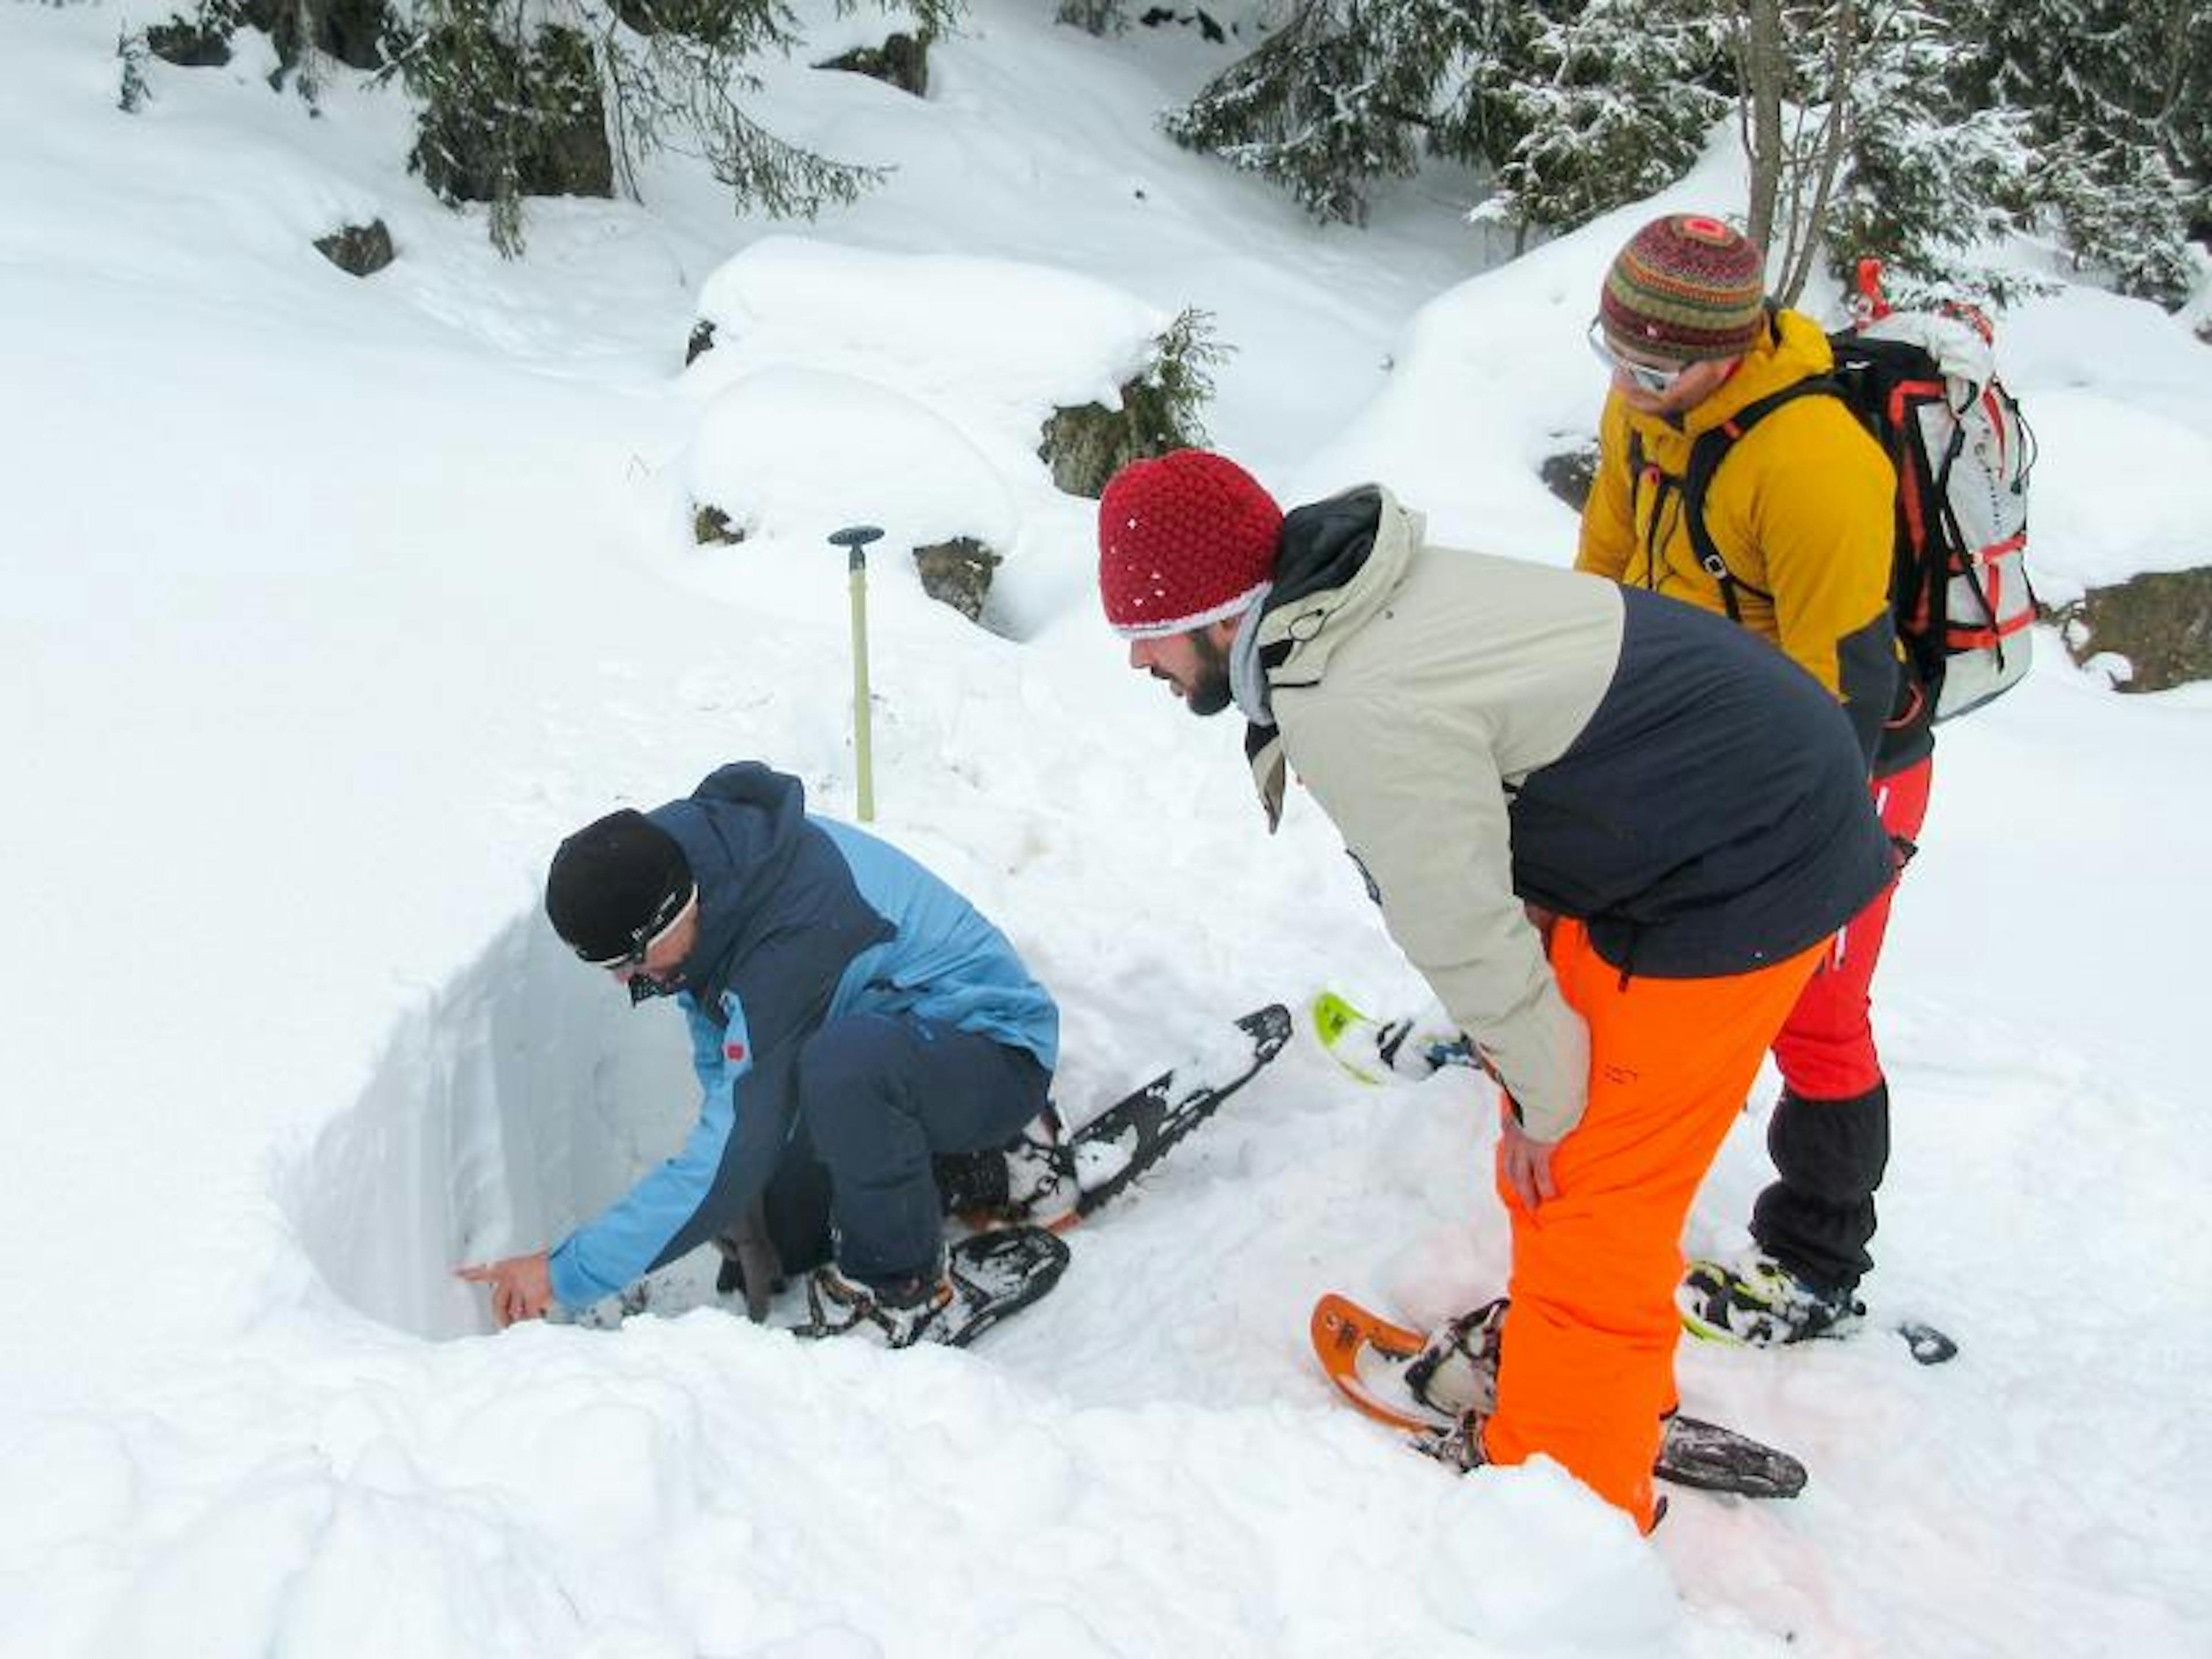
[1097,450,1284,638]
[1600,214,1768,364]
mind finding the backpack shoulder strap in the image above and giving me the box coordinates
[1681,377,1841,620]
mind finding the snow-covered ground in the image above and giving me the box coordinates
[3,5,2209,1654]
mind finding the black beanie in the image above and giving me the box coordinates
[545,809,694,963]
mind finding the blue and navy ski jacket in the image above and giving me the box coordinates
[547,763,1059,1310]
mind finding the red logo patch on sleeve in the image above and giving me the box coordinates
[724,1042,747,1062]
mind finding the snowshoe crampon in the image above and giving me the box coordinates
[794,1227,1070,1350]
[1310,1293,1808,1500]
[1681,1252,1959,1366]
[938,1225,1070,1348]
[1052,1002,1293,1226]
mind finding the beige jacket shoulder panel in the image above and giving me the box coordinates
[1264,492,1624,1141]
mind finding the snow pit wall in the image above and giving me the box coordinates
[278,914,695,1340]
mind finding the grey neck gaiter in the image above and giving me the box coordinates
[1228,588,1275,728]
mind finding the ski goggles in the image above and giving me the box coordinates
[1587,317,1690,395]
[579,882,698,970]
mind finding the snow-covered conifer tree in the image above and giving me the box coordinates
[1816,0,2032,304]
[1162,0,1720,234]
[1952,0,2205,306]
[1160,0,1489,226]
[1482,0,1725,242]
[392,0,955,254]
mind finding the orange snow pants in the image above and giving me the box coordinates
[1483,919,1824,1532]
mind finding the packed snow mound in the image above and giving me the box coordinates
[686,365,1018,562]
[1294,136,1764,556]
[2003,393,2212,598]
[677,238,1173,614]
[689,236,1170,438]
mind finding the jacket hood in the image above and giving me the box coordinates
[649,762,809,996]
[1257,485,1422,687]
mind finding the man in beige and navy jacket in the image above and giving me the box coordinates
[1098,449,1891,1532]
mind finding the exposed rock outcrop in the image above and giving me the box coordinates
[912,537,999,623]
[1539,442,1600,512]
[314,219,394,276]
[2059,567,2212,692]
[1039,310,1224,499]
[818,33,929,97]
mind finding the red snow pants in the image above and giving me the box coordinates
[1771,756,1936,1098]
[1483,919,1824,1532]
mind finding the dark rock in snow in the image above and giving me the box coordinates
[145,14,232,66]
[819,33,929,97]
[520,29,615,199]
[1040,309,1219,498]
[2059,567,2212,692]
[142,0,391,78]
[1040,399,1135,499]
[315,219,395,276]
[693,505,745,546]
[1139,7,1225,42]
[248,0,388,71]
[1539,442,1599,513]
[913,537,1000,624]
[1040,374,1199,499]
[414,24,612,205]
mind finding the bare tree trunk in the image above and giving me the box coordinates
[1737,0,1859,304]
[1776,0,1857,304]
[1737,0,1785,253]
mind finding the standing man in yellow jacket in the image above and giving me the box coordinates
[1578,214,1933,1345]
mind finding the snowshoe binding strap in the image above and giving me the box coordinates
[1404,1298,1508,1418]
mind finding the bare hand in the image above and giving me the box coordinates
[1499,1119,1560,1211]
[456,1250,554,1329]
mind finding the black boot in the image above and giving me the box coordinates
[801,1253,953,1348]
[1679,1251,1866,1346]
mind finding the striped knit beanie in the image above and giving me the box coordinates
[1097,450,1283,639]
[1600,215,1768,365]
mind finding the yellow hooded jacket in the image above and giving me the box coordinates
[1577,307,1919,770]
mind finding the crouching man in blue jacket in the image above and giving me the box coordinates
[457,761,1060,1345]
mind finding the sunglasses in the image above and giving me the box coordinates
[1588,317,1688,395]
[580,883,697,971]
